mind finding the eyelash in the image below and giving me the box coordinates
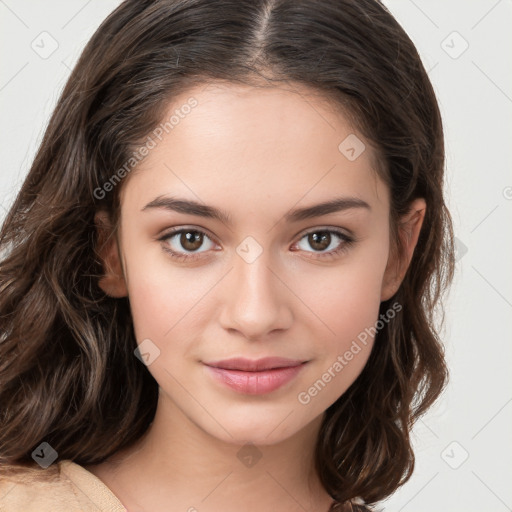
[158,227,355,262]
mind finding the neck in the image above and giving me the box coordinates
[88,389,336,512]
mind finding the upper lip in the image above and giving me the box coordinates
[204,357,307,371]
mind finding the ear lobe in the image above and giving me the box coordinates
[94,210,128,298]
[381,198,427,301]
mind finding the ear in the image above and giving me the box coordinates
[94,210,128,298]
[381,198,426,301]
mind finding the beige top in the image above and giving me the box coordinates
[0,460,365,511]
[0,460,126,512]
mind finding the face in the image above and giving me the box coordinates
[98,81,420,446]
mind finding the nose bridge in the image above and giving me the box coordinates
[219,236,291,338]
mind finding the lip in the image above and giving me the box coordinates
[203,357,308,395]
[204,357,306,371]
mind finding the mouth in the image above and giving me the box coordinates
[203,357,309,395]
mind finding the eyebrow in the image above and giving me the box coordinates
[141,195,371,225]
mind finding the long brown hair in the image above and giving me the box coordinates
[0,0,455,507]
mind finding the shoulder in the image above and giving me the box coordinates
[0,460,76,512]
[0,459,126,512]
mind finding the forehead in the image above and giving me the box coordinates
[121,81,389,220]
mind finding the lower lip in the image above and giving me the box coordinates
[204,363,307,395]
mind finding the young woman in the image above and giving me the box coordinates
[0,1,455,511]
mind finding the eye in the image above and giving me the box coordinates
[158,226,355,263]
[158,228,217,261]
[293,228,354,259]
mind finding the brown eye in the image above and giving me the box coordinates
[179,230,204,251]
[307,231,331,251]
[160,228,217,260]
[294,228,355,259]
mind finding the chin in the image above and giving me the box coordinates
[202,412,310,448]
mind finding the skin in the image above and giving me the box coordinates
[86,81,426,512]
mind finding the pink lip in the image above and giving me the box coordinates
[204,356,306,371]
[203,357,308,395]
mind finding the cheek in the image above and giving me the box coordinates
[298,245,388,347]
[295,242,389,402]
[121,241,197,342]
[293,262,386,407]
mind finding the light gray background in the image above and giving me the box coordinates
[1,1,511,511]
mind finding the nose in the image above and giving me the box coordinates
[218,247,293,341]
